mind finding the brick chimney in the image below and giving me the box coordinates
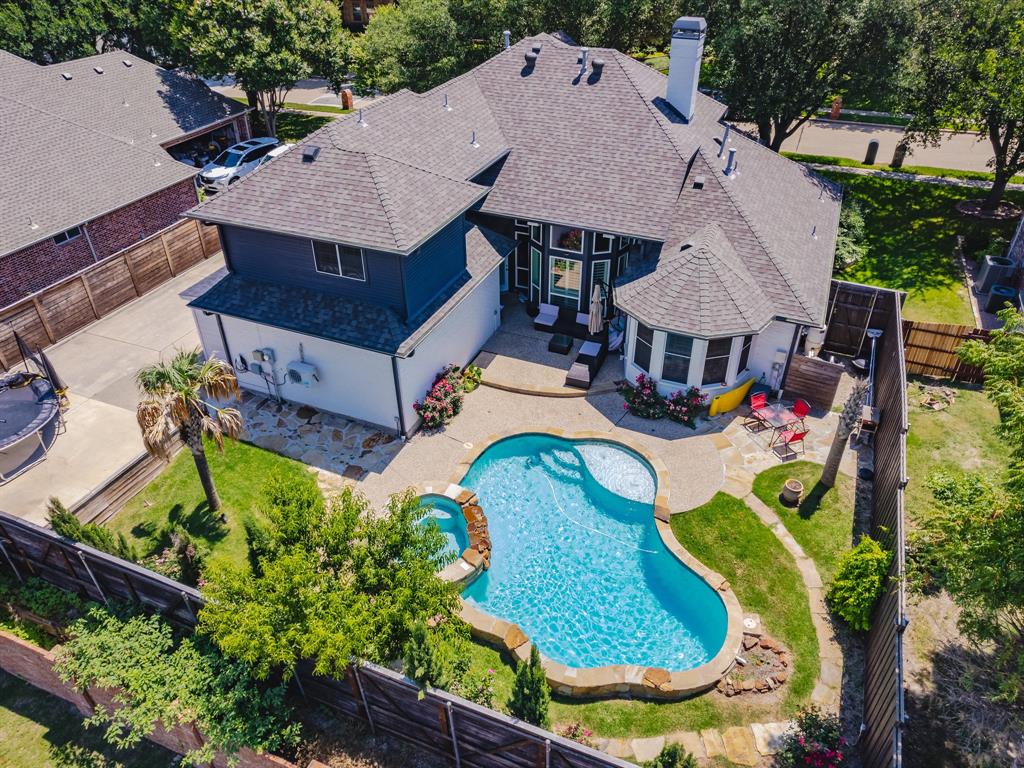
[666,17,707,122]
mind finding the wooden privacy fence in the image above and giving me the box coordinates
[901,321,988,383]
[860,290,908,768]
[823,280,905,358]
[0,510,633,768]
[0,219,220,371]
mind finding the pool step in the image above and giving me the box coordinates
[538,451,584,482]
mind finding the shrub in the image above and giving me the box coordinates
[244,518,277,577]
[48,497,137,561]
[826,535,892,631]
[643,743,697,768]
[665,386,707,427]
[452,666,497,708]
[557,722,596,749]
[404,620,449,696]
[140,525,207,587]
[508,645,550,728]
[834,198,867,270]
[774,707,846,767]
[0,574,84,623]
[461,363,483,393]
[414,365,465,429]
[618,374,667,419]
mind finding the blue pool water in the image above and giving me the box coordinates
[461,433,728,670]
[417,495,470,560]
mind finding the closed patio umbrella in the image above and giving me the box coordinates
[588,284,604,335]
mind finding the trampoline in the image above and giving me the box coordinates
[0,372,62,484]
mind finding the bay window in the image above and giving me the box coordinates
[702,337,732,385]
[662,333,693,384]
[633,322,654,373]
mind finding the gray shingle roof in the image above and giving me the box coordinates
[614,222,776,337]
[189,221,511,356]
[0,50,244,258]
[187,32,841,333]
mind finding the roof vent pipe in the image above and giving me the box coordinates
[470,130,479,148]
[357,109,367,127]
[718,124,731,157]
[724,147,737,176]
[503,30,511,50]
[443,93,451,111]
[592,58,605,76]
[579,47,589,75]
[532,43,542,53]
[525,51,538,67]
[666,16,706,121]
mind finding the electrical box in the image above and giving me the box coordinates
[251,348,275,363]
[286,361,319,387]
[247,361,265,376]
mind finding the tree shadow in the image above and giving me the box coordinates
[777,480,831,520]
[162,501,229,546]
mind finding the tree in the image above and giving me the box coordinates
[199,478,459,679]
[508,645,550,728]
[597,0,679,53]
[47,497,137,561]
[404,620,450,696]
[705,0,913,150]
[820,383,865,488]
[904,0,1024,211]
[172,0,348,137]
[826,535,892,631]
[350,0,462,96]
[833,198,867,270]
[135,349,242,516]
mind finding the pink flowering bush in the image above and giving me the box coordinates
[414,365,465,429]
[556,721,596,749]
[665,386,707,428]
[618,373,667,419]
[775,707,846,768]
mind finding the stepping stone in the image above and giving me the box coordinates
[629,737,665,763]
[666,731,706,760]
[700,729,726,759]
[751,722,790,756]
[722,726,759,766]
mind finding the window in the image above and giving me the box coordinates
[737,335,753,372]
[312,240,366,280]
[529,222,542,243]
[214,149,244,167]
[549,257,582,309]
[514,219,527,228]
[593,233,613,254]
[591,260,610,296]
[53,226,82,245]
[702,337,733,385]
[530,246,542,300]
[662,333,693,383]
[514,238,529,288]
[549,224,584,253]
[617,251,629,276]
[245,145,274,162]
[633,322,654,373]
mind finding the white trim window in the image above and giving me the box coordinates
[514,237,529,289]
[530,245,542,301]
[662,333,693,384]
[312,239,366,281]
[529,222,542,244]
[549,224,584,253]
[702,337,732,385]
[53,226,82,245]
[617,251,629,276]
[549,256,582,309]
[591,259,610,296]
[593,232,613,254]
[633,321,655,373]
[737,334,754,372]
[514,219,527,227]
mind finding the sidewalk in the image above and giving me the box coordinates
[804,162,1024,192]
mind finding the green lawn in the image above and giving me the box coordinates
[751,462,857,584]
[820,172,1024,324]
[905,380,1007,524]
[106,438,312,570]
[232,96,352,115]
[460,493,818,738]
[0,671,175,768]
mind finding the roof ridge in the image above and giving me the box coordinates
[611,50,691,167]
[695,147,817,320]
[364,153,406,250]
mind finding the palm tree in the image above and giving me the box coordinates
[136,349,242,516]
[821,383,867,488]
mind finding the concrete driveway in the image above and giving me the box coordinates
[0,258,225,525]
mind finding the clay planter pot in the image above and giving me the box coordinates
[781,478,804,507]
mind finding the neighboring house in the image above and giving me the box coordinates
[0,50,250,307]
[341,0,391,28]
[187,18,840,436]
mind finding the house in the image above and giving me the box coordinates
[341,0,392,28]
[187,18,840,436]
[0,50,250,307]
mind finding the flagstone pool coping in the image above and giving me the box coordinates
[426,427,744,700]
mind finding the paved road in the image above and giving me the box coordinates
[778,119,993,173]
[0,258,225,525]
[206,76,379,110]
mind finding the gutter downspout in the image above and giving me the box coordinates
[82,224,99,262]
[214,313,233,366]
[779,323,804,396]
[391,356,408,439]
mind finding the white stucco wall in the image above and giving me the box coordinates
[746,320,799,390]
[201,313,400,431]
[396,267,502,431]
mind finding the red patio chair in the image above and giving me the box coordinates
[792,399,811,422]
[773,428,809,459]
[743,392,770,431]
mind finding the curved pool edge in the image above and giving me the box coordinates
[449,427,745,700]
[415,482,489,587]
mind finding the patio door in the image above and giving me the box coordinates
[530,246,542,303]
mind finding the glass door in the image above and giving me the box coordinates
[530,246,542,304]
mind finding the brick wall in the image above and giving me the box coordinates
[236,113,251,141]
[0,630,297,768]
[1,178,198,308]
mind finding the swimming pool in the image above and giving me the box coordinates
[417,494,470,560]
[461,433,728,671]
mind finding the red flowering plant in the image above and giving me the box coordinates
[665,386,707,428]
[618,373,667,419]
[556,722,596,749]
[774,707,846,768]
[558,228,583,251]
[413,365,465,429]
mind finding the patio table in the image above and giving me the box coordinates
[758,402,803,445]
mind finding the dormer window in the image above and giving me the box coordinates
[550,224,583,253]
[312,239,365,281]
[593,232,613,254]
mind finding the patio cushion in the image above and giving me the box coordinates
[575,312,590,327]
[579,341,602,357]
[535,303,558,327]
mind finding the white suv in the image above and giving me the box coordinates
[197,137,279,193]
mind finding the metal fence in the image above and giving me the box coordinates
[0,510,633,768]
[848,290,908,768]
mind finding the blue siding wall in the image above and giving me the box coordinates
[221,225,405,311]
[402,218,468,317]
